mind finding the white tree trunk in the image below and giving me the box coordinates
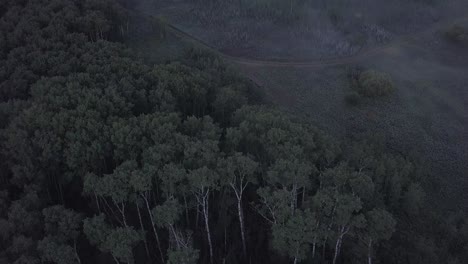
[120,203,127,227]
[101,198,123,226]
[183,194,190,226]
[202,195,214,264]
[333,225,348,264]
[311,220,320,258]
[112,199,127,227]
[169,224,179,248]
[136,202,150,258]
[143,195,165,264]
[333,237,341,264]
[94,192,101,213]
[368,238,373,264]
[237,198,247,256]
[196,204,200,228]
[312,240,317,258]
[290,184,298,216]
[333,232,344,264]
[74,240,81,264]
[293,246,299,264]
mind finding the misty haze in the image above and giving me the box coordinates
[0,0,467,264]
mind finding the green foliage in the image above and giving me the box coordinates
[444,25,468,43]
[327,7,344,27]
[83,214,110,248]
[271,210,317,262]
[0,218,13,243]
[256,187,291,224]
[158,163,188,198]
[167,247,199,264]
[6,193,42,235]
[0,1,464,263]
[0,0,128,101]
[42,205,82,241]
[152,198,182,228]
[9,236,35,256]
[213,85,248,126]
[37,237,78,264]
[84,161,135,204]
[345,91,361,106]
[403,183,426,215]
[245,0,306,22]
[188,166,220,192]
[38,206,83,263]
[267,158,313,189]
[356,70,395,97]
[227,105,337,165]
[365,208,396,242]
[182,117,221,170]
[103,227,141,264]
[11,254,39,264]
[222,152,258,188]
[84,214,141,263]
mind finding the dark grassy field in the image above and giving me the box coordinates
[135,0,468,60]
[238,48,468,211]
[128,1,468,211]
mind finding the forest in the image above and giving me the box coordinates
[0,1,467,264]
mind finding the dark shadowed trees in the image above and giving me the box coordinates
[220,153,258,256]
[37,205,83,264]
[0,1,464,264]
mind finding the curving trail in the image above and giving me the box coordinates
[138,10,468,211]
[158,14,468,68]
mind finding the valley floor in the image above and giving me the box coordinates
[129,3,468,211]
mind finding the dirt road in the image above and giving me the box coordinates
[159,14,468,68]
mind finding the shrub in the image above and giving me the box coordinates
[444,25,468,43]
[345,92,361,106]
[356,70,395,97]
[327,8,343,26]
[347,66,365,83]
[245,0,306,22]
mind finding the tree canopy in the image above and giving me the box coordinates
[0,1,466,264]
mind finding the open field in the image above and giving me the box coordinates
[135,0,468,60]
[236,20,468,209]
[238,44,468,210]
[128,8,468,211]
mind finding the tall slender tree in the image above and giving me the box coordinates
[188,167,219,264]
[362,208,396,264]
[221,152,258,256]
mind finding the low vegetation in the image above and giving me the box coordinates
[357,70,395,97]
[444,24,468,43]
[145,0,453,59]
[345,91,362,106]
[348,67,395,99]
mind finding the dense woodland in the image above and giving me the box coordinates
[0,1,467,264]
